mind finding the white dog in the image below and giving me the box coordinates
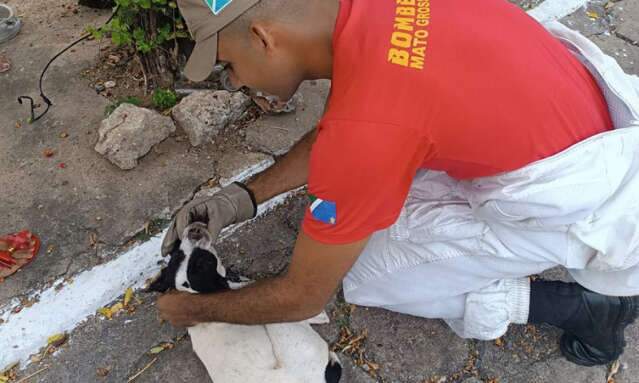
[150,223,342,383]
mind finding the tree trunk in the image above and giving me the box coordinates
[138,9,176,89]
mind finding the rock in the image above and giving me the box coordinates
[172,90,252,147]
[94,84,105,93]
[104,80,116,89]
[95,103,175,170]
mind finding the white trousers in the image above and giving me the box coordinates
[343,21,639,340]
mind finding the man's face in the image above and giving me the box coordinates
[217,27,305,101]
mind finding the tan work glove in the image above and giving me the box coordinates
[161,182,257,256]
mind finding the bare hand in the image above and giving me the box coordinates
[157,291,201,327]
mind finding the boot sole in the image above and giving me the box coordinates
[560,296,639,366]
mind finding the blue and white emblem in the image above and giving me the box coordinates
[309,195,337,225]
[205,0,233,15]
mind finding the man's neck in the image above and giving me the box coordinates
[299,0,340,80]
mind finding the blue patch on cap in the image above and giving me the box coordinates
[205,0,233,15]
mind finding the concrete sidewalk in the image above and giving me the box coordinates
[1,0,638,382]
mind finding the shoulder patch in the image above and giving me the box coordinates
[309,195,337,225]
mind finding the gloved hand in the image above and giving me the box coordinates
[161,182,256,256]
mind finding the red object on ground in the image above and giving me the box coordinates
[0,231,41,280]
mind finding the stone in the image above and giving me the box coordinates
[245,80,330,156]
[172,90,252,147]
[349,307,469,382]
[104,80,116,89]
[94,103,176,170]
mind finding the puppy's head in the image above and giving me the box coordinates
[149,223,230,294]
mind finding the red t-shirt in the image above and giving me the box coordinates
[303,0,612,244]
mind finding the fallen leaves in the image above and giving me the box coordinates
[43,149,55,158]
[96,367,110,377]
[586,10,600,20]
[47,333,68,348]
[124,287,134,307]
[148,342,174,355]
[333,327,380,377]
[0,362,18,382]
[97,287,140,320]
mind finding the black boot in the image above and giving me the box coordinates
[528,280,639,366]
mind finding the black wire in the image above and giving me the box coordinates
[18,6,120,123]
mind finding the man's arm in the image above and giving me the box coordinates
[157,231,368,326]
[248,129,318,204]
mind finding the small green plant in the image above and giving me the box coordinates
[87,0,189,55]
[105,96,143,116]
[152,88,178,110]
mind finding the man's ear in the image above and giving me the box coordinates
[249,22,276,55]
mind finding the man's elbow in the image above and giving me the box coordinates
[285,284,332,321]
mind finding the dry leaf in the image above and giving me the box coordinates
[89,232,98,247]
[586,10,600,19]
[98,307,112,320]
[0,375,8,383]
[148,342,174,355]
[43,149,55,158]
[149,346,165,355]
[124,287,134,307]
[96,367,110,377]
[47,333,68,347]
[110,302,124,315]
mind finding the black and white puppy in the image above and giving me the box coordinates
[149,223,342,383]
[149,223,244,294]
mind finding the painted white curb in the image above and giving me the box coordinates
[0,162,300,370]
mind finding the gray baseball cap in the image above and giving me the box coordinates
[177,0,260,82]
